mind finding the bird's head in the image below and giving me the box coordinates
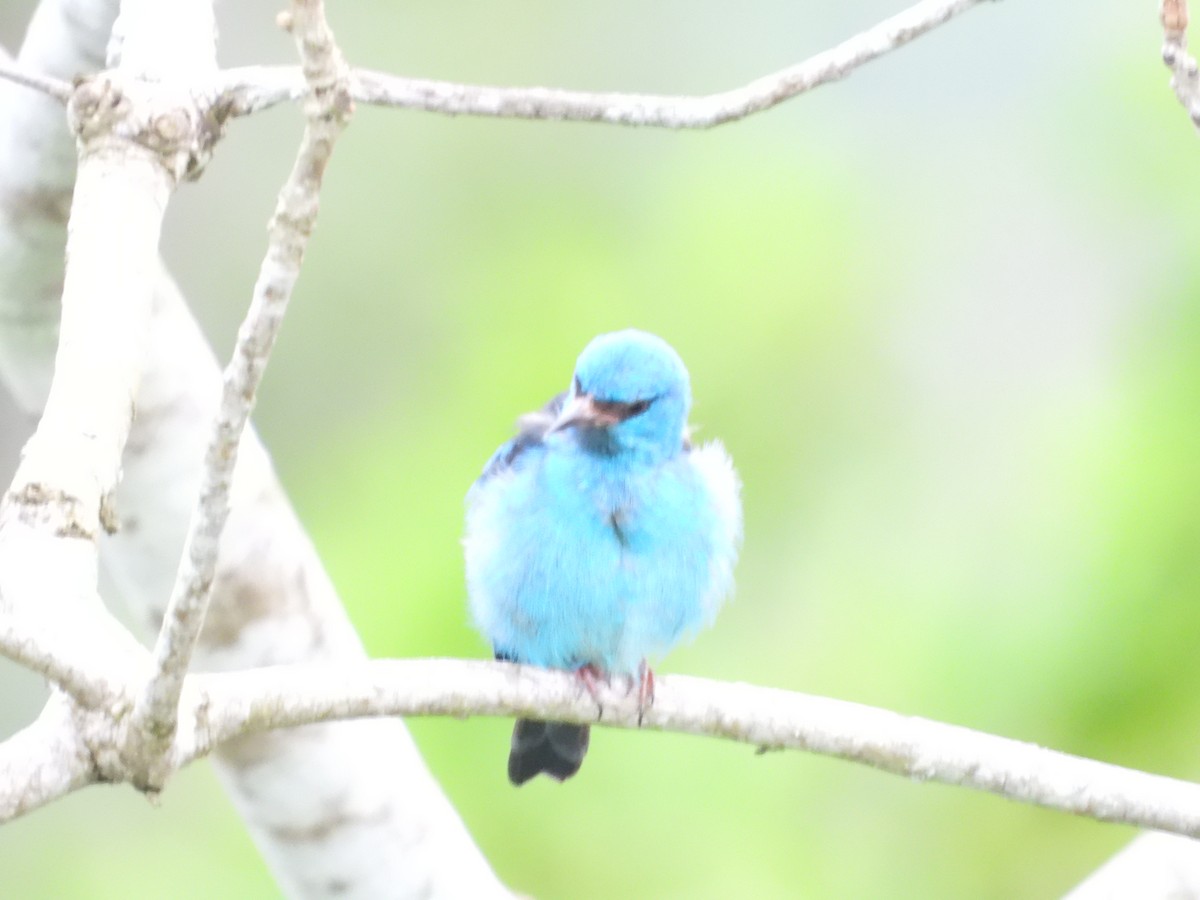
[549,329,691,462]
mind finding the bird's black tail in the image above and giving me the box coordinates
[508,719,590,785]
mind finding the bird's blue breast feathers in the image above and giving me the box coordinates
[464,329,742,677]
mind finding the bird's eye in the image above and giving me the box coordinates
[627,399,652,417]
[573,376,582,394]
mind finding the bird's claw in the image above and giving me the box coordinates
[576,663,608,719]
[573,663,656,724]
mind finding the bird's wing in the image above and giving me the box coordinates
[474,391,567,486]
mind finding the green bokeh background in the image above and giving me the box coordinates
[2,2,1199,897]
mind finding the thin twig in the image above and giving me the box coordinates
[1162,0,1200,131]
[219,0,993,126]
[0,612,114,707]
[132,0,354,746]
[0,59,73,102]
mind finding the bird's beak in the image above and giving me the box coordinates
[547,393,620,433]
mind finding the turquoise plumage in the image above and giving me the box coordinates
[464,329,741,784]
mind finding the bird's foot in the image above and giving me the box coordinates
[575,663,609,718]
[635,659,655,727]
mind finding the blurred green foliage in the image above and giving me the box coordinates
[3,1,1200,898]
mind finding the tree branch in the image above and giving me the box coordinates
[7,0,997,130]
[175,660,1200,840]
[6,0,994,128]
[0,1,506,890]
[133,0,353,751]
[8,655,1200,845]
[0,607,134,707]
[218,0,993,126]
[0,0,226,801]
[0,0,116,413]
[1,81,172,538]
[0,58,72,100]
[8,0,996,128]
[0,694,95,822]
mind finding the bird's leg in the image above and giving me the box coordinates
[635,659,655,727]
[575,663,609,718]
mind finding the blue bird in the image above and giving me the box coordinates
[464,329,742,785]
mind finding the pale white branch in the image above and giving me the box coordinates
[0,0,116,412]
[8,0,994,128]
[176,660,1200,840]
[0,609,125,706]
[1161,0,1200,131]
[104,273,510,897]
[0,693,95,821]
[5,104,167,523]
[0,58,72,100]
[6,657,1200,844]
[1,1,213,567]
[107,0,216,77]
[218,0,993,126]
[133,0,354,747]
